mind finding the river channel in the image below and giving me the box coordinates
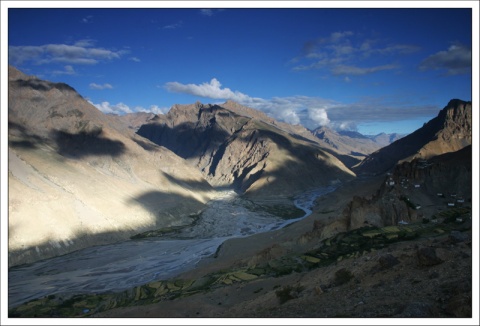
[8,186,336,308]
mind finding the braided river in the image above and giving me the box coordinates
[8,185,336,308]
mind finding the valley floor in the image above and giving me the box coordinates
[9,175,473,320]
[91,175,472,319]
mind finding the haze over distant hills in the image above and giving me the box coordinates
[311,126,404,168]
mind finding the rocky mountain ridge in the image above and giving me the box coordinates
[353,99,472,175]
[137,101,356,200]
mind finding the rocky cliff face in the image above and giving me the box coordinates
[343,145,472,230]
[8,66,216,267]
[137,101,356,199]
[353,99,472,175]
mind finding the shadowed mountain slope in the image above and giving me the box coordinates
[352,99,472,175]
[8,66,216,267]
[137,101,356,200]
[342,144,472,231]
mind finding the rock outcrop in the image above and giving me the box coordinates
[343,145,472,229]
[353,99,472,175]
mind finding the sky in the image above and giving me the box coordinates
[5,2,477,135]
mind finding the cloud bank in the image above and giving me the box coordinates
[291,31,420,78]
[91,101,169,115]
[8,39,126,66]
[164,78,439,131]
[89,83,113,90]
[419,44,472,75]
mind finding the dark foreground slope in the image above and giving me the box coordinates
[8,66,216,266]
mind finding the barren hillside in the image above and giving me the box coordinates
[137,101,356,202]
[8,66,216,267]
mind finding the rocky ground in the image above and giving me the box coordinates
[9,175,475,321]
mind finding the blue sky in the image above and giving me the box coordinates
[6,3,475,135]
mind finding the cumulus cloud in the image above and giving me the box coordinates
[8,40,126,66]
[164,78,440,131]
[165,78,255,103]
[91,101,169,115]
[308,108,330,127]
[419,44,471,75]
[165,78,339,128]
[92,101,133,115]
[89,83,113,90]
[336,121,359,131]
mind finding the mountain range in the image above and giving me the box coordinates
[136,101,355,200]
[311,126,404,168]
[7,65,472,269]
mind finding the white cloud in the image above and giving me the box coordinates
[163,78,441,131]
[8,40,125,66]
[90,101,169,115]
[89,83,113,90]
[92,101,133,115]
[52,65,76,75]
[165,78,255,103]
[308,108,330,127]
[419,44,471,75]
[277,108,301,125]
[336,121,358,131]
[129,57,141,62]
[142,105,169,115]
[165,78,337,128]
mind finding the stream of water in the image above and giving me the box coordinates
[8,185,336,308]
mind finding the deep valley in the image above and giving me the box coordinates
[6,66,474,319]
